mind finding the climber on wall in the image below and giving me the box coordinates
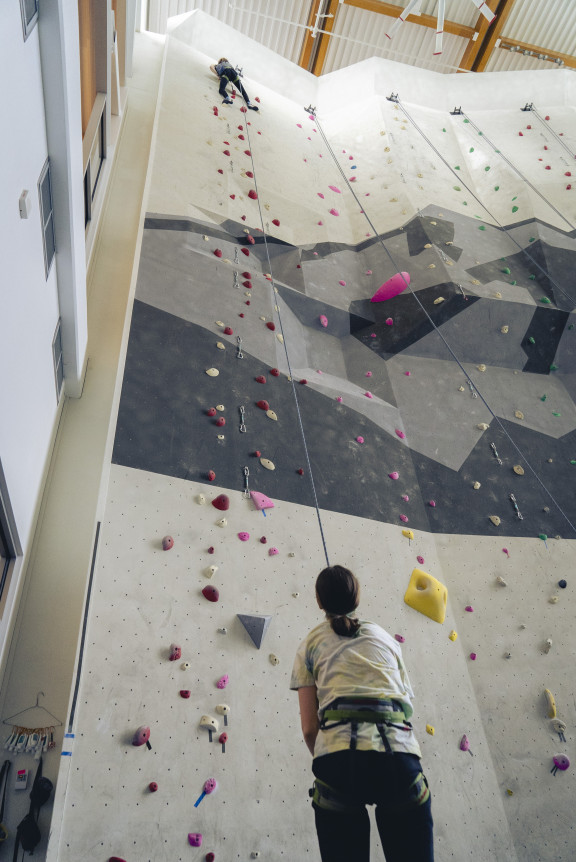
[209,58,259,110]
[290,564,434,862]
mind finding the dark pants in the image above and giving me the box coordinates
[218,70,250,103]
[312,750,434,862]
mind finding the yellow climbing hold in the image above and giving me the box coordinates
[402,529,414,541]
[448,630,457,641]
[513,465,525,476]
[404,569,447,624]
[426,725,435,736]
[544,689,556,719]
[514,410,524,420]
[433,297,445,305]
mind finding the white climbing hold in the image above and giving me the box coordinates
[196,494,206,505]
[477,423,489,431]
[496,576,507,586]
[549,595,559,604]
[544,638,553,654]
[216,518,227,527]
[277,334,284,343]
[216,342,226,350]
[514,410,524,420]
[473,481,481,490]
[433,296,444,304]
[266,410,278,421]
[199,715,219,734]
[501,326,509,334]
[489,515,501,526]
[215,704,230,716]
[477,364,487,372]
[206,368,219,377]
[260,458,275,470]
[269,654,280,666]
[204,566,218,579]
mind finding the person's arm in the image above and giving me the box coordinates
[209,64,219,77]
[298,686,320,756]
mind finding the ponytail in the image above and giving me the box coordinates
[316,565,361,638]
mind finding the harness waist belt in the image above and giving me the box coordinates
[319,698,413,751]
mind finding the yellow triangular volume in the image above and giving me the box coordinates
[404,568,447,624]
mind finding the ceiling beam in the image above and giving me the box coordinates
[298,0,322,70]
[342,0,476,40]
[459,0,499,71]
[468,0,517,73]
[310,0,340,76]
[498,37,576,70]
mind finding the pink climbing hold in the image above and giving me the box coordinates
[212,494,230,511]
[297,123,302,128]
[188,834,203,848]
[470,653,477,661]
[318,221,324,226]
[202,585,219,603]
[250,491,274,511]
[417,556,424,565]
[246,235,255,245]
[162,536,174,551]
[365,270,372,275]
[460,735,471,753]
[388,472,399,480]
[428,500,436,508]
[169,644,181,661]
[365,371,372,377]
[329,209,339,216]
[214,249,223,258]
[395,429,406,439]
[385,318,394,326]
[319,315,328,328]
[404,371,411,377]
[269,547,279,556]
[399,514,409,523]
[217,674,229,689]
[394,634,405,643]
[371,272,410,303]
[207,470,216,482]
[339,280,346,286]
[364,391,373,399]
[465,606,474,613]
[132,726,150,747]
[356,436,364,444]
[402,495,410,502]
[238,532,250,542]
[336,396,343,402]
[502,548,510,557]
[317,193,325,199]
[329,186,342,193]
[248,190,258,200]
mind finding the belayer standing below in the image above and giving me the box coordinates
[291,564,434,862]
[209,58,259,110]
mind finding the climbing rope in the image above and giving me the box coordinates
[240,107,331,566]
[310,104,576,537]
[527,104,576,163]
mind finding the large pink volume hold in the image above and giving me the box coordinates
[370,272,410,303]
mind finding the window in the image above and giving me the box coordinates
[52,319,64,400]
[20,0,39,41]
[0,522,11,604]
[0,462,19,608]
[38,158,56,278]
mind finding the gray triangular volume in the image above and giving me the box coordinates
[237,614,272,649]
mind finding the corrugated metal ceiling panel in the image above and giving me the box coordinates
[502,0,576,55]
[323,3,470,74]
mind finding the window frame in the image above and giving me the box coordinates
[52,318,64,401]
[20,0,39,41]
[38,157,56,279]
[0,461,21,611]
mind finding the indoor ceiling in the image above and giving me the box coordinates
[145,0,576,76]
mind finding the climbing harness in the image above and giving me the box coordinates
[319,698,412,752]
[310,769,430,814]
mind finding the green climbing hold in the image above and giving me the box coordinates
[529,237,535,242]
[541,395,547,401]
[568,324,574,330]
[501,267,511,275]
[540,297,552,304]
[529,275,536,280]
[550,364,558,371]
[510,280,517,285]
[494,185,500,191]
[462,201,468,206]
[455,165,460,170]
[512,196,517,201]
[453,186,461,191]
[552,412,561,417]
[479,225,486,230]
[464,119,470,124]
[478,131,483,136]
[512,206,519,213]
[485,166,491,171]
[571,460,576,465]
[528,336,535,344]
[539,534,548,541]
[442,128,446,132]
[469,147,474,152]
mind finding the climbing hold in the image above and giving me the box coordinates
[551,754,570,775]
[544,637,553,654]
[206,368,219,377]
[268,547,279,556]
[250,491,274,511]
[224,326,233,336]
[399,514,409,523]
[260,458,275,471]
[204,565,218,579]
[266,409,278,421]
[329,185,342,193]
[448,630,458,642]
[385,318,394,326]
[426,725,435,736]
[329,209,339,216]
[272,219,280,226]
[370,272,410,303]
[257,400,269,411]
[266,321,276,331]
[394,634,405,643]
[459,735,472,754]
[162,536,174,551]
[402,530,414,541]
[149,782,158,792]
[206,407,217,417]
[513,465,524,475]
[248,190,258,200]
[216,342,225,350]
[206,853,216,862]
[428,500,436,508]
[477,364,486,372]
[470,653,477,661]
[181,661,191,670]
[395,429,406,439]
[215,416,225,427]
[404,569,447,624]
[255,375,266,385]
[238,532,250,542]
[299,379,308,386]
[501,267,511,275]
[388,472,399,480]
[269,368,280,376]
[211,494,229,512]
[465,606,473,613]
[269,654,280,665]
[416,556,424,565]
[132,726,151,747]
[202,586,220,602]
[477,423,489,431]
[356,436,364,444]
[214,249,223,258]
[365,391,373,398]
[433,297,445,305]
[188,834,203,847]
[237,614,272,648]
[473,482,481,490]
[207,471,216,483]
[489,516,501,527]
[180,690,191,699]
[319,315,328,328]
[297,468,304,476]
[169,644,181,661]
[514,410,524,420]
[559,579,567,589]
[496,576,507,586]
[338,280,346,286]
[549,595,559,604]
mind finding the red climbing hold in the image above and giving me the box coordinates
[208,546,215,554]
[212,494,230,511]
[299,379,308,385]
[545,165,551,170]
[149,782,158,792]
[241,215,246,221]
[245,300,251,306]
[217,169,223,174]
[214,249,223,258]
[223,150,230,156]
[246,235,255,244]
[206,407,217,416]
[215,417,225,427]
[180,690,191,699]
[266,321,276,331]
[545,115,550,120]
[257,400,269,411]
[239,313,245,317]
[566,172,572,177]
[567,184,572,190]
[230,194,235,200]
[241,248,250,256]
[202,586,220,602]
[207,470,216,481]
[255,375,266,384]
[260,536,267,544]
[244,150,252,157]
[248,190,258,200]
[254,450,261,457]
[269,368,280,376]
[297,468,304,475]
[272,219,280,226]
[518,132,523,136]
[224,326,233,335]
[242,280,252,289]
[238,134,245,140]
[246,171,254,178]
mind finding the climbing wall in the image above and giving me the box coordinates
[49,13,576,862]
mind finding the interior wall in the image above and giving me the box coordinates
[47,15,576,862]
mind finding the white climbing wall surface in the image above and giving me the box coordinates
[48,11,576,862]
